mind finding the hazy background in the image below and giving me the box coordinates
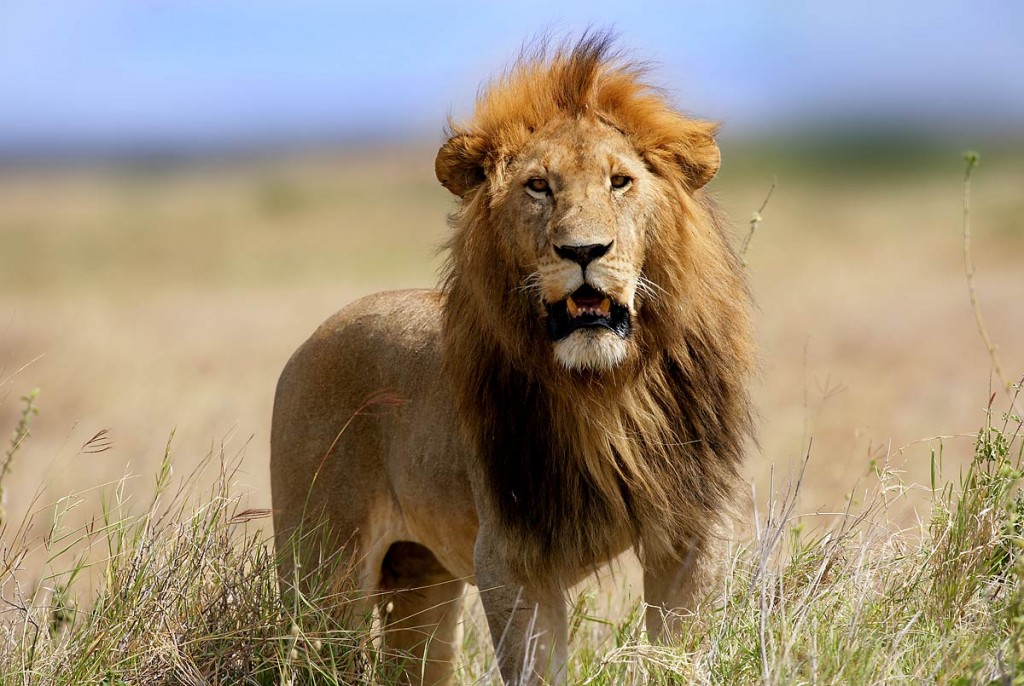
[2,1,1023,564]
[3,1,1024,155]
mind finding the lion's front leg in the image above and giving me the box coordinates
[474,533,568,685]
[642,529,730,642]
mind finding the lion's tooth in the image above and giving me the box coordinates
[600,297,611,314]
[567,296,580,317]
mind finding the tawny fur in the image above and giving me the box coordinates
[272,34,756,686]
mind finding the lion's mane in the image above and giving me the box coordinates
[439,35,756,583]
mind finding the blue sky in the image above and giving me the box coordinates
[1,1,1022,154]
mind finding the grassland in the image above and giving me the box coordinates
[0,382,1021,683]
[1,146,1023,682]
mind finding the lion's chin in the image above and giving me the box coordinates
[553,329,630,372]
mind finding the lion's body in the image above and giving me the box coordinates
[272,35,755,686]
[271,290,477,585]
[272,290,478,685]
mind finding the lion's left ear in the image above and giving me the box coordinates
[672,121,721,191]
[435,131,489,198]
[641,119,721,191]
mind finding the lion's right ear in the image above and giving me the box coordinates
[435,132,488,198]
[663,120,721,192]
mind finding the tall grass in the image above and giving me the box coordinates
[551,391,1022,685]
[0,385,1020,684]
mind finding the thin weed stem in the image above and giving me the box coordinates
[961,151,1022,417]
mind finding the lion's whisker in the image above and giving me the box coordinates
[636,273,666,302]
[516,271,543,296]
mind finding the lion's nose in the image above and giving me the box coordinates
[554,241,613,267]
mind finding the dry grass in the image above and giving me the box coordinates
[0,382,1020,684]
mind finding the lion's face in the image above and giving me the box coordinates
[438,46,725,376]
[496,118,658,372]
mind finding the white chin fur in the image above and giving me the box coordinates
[553,329,629,372]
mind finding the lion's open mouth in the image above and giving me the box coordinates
[545,284,632,341]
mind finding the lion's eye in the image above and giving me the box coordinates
[525,177,550,195]
[610,174,632,190]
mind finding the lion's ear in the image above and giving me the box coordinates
[435,132,488,198]
[661,120,720,191]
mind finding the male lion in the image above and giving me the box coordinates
[271,36,755,685]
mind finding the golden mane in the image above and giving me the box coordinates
[439,35,756,583]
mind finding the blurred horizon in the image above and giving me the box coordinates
[2,1,1023,163]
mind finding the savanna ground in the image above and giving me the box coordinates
[0,143,1022,683]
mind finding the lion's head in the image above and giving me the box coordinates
[437,35,755,577]
[437,35,730,375]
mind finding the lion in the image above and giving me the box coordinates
[271,35,755,685]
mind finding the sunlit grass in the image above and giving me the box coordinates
[1,386,1020,684]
